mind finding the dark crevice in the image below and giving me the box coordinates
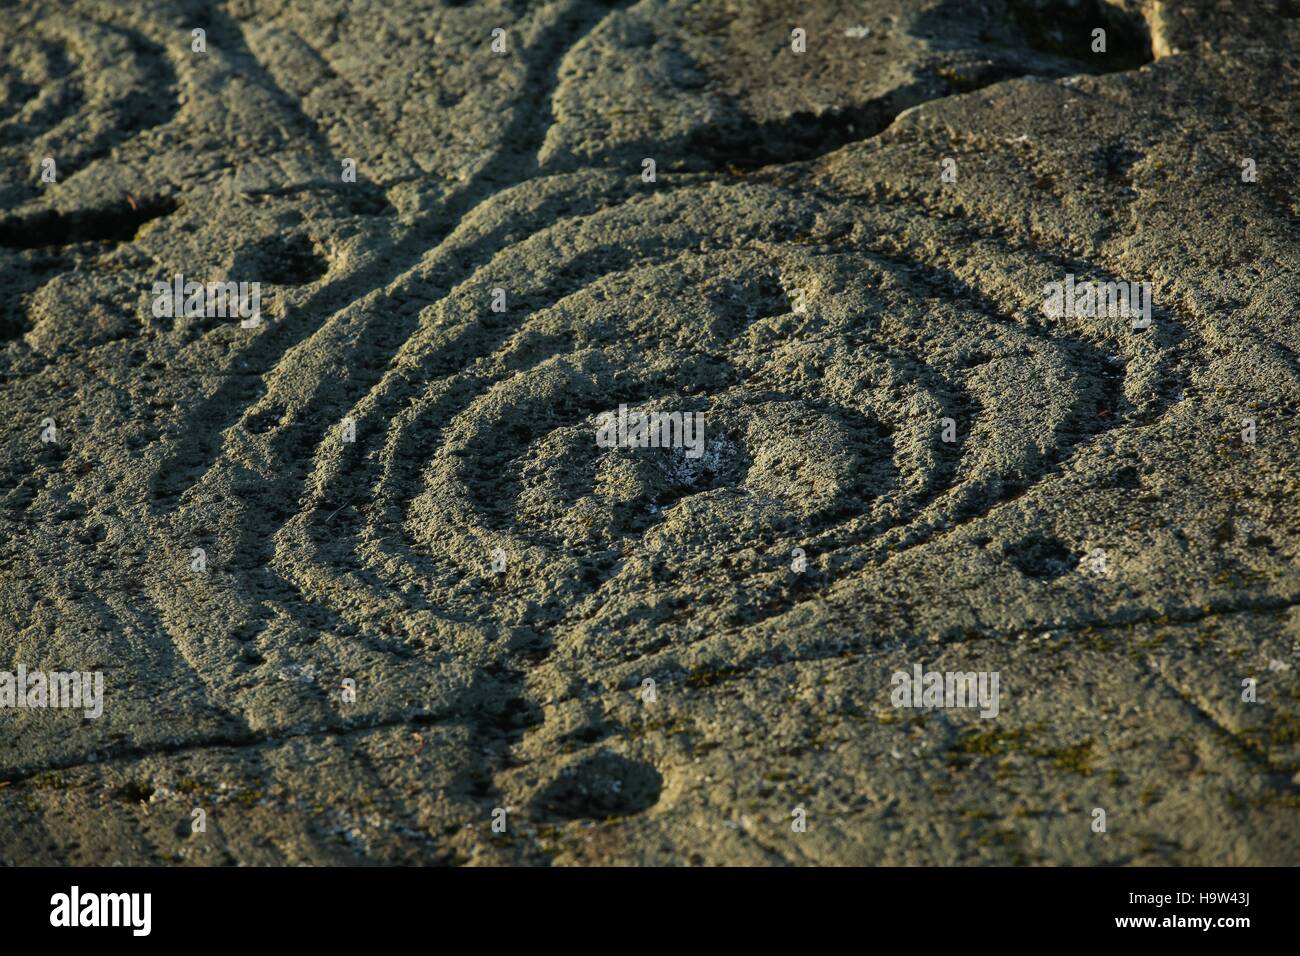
[919,0,1153,73]
[532,751,662,821]
[683,80,948,171]
[0,196,176,249]
[1005,0,1153,71]
[1005,534,1076,580]
[229,232,328,286]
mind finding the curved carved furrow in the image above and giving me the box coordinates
[382,208,1138,671]
[260,185,701,637]
[787,165,1205,407]
[0,14,177,176]
[271,180,855,637]
[388,186,1177,675]
[147,163,653,512]
[145,0,644,513]
[174,174,660,654]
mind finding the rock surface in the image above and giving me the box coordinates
[0,0,1296,865]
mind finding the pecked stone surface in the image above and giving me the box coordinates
[0,0,1296,865]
